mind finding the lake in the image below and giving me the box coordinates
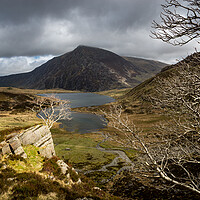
[39,93,115,133]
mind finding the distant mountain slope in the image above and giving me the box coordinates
[123,52,200,103]
[0,46,167,92]
[124,56,166,83]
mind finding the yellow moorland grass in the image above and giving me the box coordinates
[6,145,44,173]
[0,111,43,142]
[96,88,132,99]
[0,86,80,95]
[0,112,43,131]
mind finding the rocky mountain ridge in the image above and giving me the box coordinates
[0,46,167,92]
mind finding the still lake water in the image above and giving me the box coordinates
[40,93,115,133]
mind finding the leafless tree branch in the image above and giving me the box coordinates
[102,54,200,194]
[151,0,200,45]
[103,103,200,194]
[32,95,71,129]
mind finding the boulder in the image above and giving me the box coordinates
[0,125,55,159]
[18,125,49,145]
[2,144,12,155]
[8,136,27,158]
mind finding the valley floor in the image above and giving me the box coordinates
[0,87,199,199]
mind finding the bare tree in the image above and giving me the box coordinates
[102,54,200,194]
[33,95,71,129]
[152,53,200,137]
[103,105,200,194]
[151,0,200,45]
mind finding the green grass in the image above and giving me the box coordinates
[52,131,116,171]
[99,139,138,162]
[7,145,44,173]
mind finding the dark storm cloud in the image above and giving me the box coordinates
[0,0,198,75]
[0,0,163,56]
[0,0,158,27]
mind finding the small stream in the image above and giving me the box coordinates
[81,132,134,183]
[82,133,134,183]
[39,92,134,181]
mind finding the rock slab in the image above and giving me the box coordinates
[0,125,56,158]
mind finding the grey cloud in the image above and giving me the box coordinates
[0,0,160,26]
[0,0,198,75]
[0,55,53,76]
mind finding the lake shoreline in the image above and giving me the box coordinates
[40,92,115,134]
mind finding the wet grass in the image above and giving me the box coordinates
[52,130,116,171]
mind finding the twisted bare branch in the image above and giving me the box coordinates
[32,95,71,129]
[151,0,200,45]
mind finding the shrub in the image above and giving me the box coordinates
[41,156,61,177]
[67,168,79,182]
[12,173,54,199]
[8,154,27,163]
[0,167,16,194]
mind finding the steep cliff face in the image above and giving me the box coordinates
[0,125,55,158]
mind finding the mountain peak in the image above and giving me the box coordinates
[76,45,92,49]
[0,46,167,92]
[73,45,104,54]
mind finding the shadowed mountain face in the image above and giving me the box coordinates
[0,46,167,92]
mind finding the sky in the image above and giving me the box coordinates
[0,0,198,76]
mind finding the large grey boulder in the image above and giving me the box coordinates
[0,125,55,159]
[18,125,56,158]
[18,125,49,145]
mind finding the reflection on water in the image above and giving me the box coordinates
[39,93,114,133]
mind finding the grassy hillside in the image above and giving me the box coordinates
[121,52,200,107]
[96,88,132,99]
[0,146,119,200]
[0,87,80,95]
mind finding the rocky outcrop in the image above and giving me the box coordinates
[57,160,70,175]
[0,125,56,158]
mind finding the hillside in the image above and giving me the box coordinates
[122,52,200,104]
[0,46,167,92]
[124,56,166,83]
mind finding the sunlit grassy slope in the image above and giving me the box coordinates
[6,145,44,173]
[0,86,80,95]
